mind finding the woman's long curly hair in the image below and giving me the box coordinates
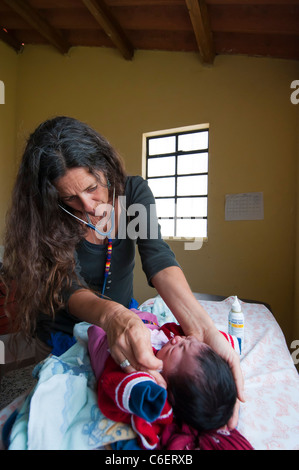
[0,116,127,340]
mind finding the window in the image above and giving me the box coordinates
[143,125,209,239]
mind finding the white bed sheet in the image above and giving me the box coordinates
[140,295,299,450]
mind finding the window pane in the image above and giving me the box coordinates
[176,218,207,238]
[145,126,209,240]
[178,131,208,152]
[148,136,176,156]
[177,153,208,175]
[177,197,207,217]
[159,218,174,237]
[148,177,175,197]
[177,175,208,196]
[147,156,175,177]
[156,198,175,218]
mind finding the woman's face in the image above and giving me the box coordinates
[55,167,109,216]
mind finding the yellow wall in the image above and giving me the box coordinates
[0,42,19,240]
[1,43,299,346]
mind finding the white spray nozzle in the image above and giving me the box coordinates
[232,295,241,312]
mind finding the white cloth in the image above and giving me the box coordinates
[9,323,134,450]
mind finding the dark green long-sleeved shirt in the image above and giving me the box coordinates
[36,176,179,344]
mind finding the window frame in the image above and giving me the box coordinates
[142,124,209,241]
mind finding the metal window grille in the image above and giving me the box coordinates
[145,127,209,239]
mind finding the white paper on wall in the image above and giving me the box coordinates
[225,192,264,221]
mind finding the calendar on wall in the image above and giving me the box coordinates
[225,192,264,221]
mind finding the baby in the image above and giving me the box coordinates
[156,333,237,434]
[88,309,241,450]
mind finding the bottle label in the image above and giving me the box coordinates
[228,318,244,340]
[229,322,244,329]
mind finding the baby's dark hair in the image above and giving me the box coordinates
[167,347,237,432]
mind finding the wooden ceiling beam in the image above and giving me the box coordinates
[81,0,134,60]
[0,26,23,52]
[185,0,215,64]
[3,0,70,54]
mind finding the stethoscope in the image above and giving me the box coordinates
[58,187,115,297]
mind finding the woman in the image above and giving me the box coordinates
[0,116,243,426]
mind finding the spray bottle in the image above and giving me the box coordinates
[228,296,244,353]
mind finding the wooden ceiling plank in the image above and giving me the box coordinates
[81,0,134,59]
[129,29,198,52]
[3,0,70,53]
[0,26,23,52]
[108,5,193,32]
[210,5,299,36]
[185,0,215,64]
[206,0,299,4]
[214,31,299,61]
[29,0,84,8]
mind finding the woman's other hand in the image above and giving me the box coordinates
[203,325,245,426]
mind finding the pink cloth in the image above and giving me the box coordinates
[87,324,109,381]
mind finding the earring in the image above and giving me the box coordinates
[107,179,111,189]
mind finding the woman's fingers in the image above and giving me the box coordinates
[201,327,245,412]
[229,356,245,403]
[112,339,163,374]
[227,399,240,430]
[111,336,166,388]
[107,309,164,377]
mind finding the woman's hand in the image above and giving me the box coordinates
[227,399,240,430]
[202,325,245,428]
[68,290,166,388]
[105,305,167,388]
[203,326,244,401]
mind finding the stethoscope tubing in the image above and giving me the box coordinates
[58,187,115,239]
[58,188,115,297]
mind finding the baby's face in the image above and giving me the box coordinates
[156,335,208,378]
